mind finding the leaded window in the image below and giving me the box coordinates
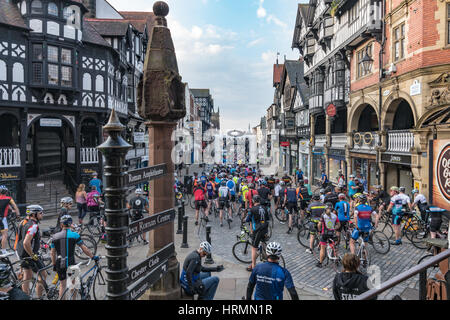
[48,2,58,16]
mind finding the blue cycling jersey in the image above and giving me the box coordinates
[355,204,373,231]
[335,201,350,222]
[226,180,236,196]
[249,262,294,300]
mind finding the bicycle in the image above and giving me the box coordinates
[17,256,60,300]
[126,210,147,246]
[232,229,285,268]
[60,256,107,300]
[321,235,343,272]
[197,206,209,239]
[297,216,320,255]
[6,210,20,250]
[353,231,371,274]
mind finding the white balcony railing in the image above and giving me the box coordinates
[0,148,21,167]
[387,130,414,153]
[80,148,99,164]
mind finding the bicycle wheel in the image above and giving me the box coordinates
[296,225,310,249]
[274,208,288,223]
[60,287,80,300]
[189,196,195,210]
[266,224,273,240]
[93,268,107,300]
[358,246,371,275]
[370,231,391,254]
[76,236,97,261]
[416,254,439,282]
[19,279,49,300]
[377,221,394,240]
[7,227,17,250]
[407,228,429,250]
[232,241,252,264]
[279,254,286,269]
[86,215,102,237]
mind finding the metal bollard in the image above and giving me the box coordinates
[176,201,184,234]
[204,226,214,264]
[181,216,189,248]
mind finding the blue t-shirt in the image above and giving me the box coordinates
[335,201,350,222]
[348,181,356,197]
[249,262,294,300]
[89,178,102,194]
[297,171,303,180]
[321,173,328,183]
[355,204,373,231]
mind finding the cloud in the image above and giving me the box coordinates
[266,15,287,29]
[257,0,267,18]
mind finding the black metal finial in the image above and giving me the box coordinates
[103,108,125,135]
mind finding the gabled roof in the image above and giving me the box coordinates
[119,11,156,33]
[85,18,130,36]
[0,0,29,30]
[273,64,284,87]
[282,59,309,106]
[191,89,211,98]
[292,3,309,49]
[82,19,111,47]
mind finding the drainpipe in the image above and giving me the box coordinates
[376,0,386,186]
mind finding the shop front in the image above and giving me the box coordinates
[312,147,326,185]
[350,152,377,192]
[329,148,347,186]
[298,139,310,179]
[382,153,413,197]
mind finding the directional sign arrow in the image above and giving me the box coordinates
[126,163,168,187]
[128,259,169,301]
[127,208,176,241]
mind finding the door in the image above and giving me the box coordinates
[36,128,62,176]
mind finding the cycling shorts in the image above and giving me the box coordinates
[230,195,236,202]
[320,230,337,246]
[195,200,207,210]
[55,264,68,281]
[21,259,45,273]
[430,218,442,233]
[0,217,7,230]
[392,213,403,225]
[131,211,144,222]
[299,200,308,210]
[336,220,349,232]
[351,229,370,242]
[251,226,268,249]
[218,199,230,210]
[286,202,298,215]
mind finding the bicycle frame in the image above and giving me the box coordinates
[64,258,103,300]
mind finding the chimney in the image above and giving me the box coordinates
[82,0,96,18]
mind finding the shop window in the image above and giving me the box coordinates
[48,46,58,62]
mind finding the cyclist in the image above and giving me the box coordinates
[297,180,311,217]
[333,253,377,300]
[319,189,326,203]
[305,194,327,254]
[56,197,73,232]
[88,172,102,195]
[245,183,258,210]
[218,181,232,227]
[193,181,209,226]
[15,205,46,298]
[410,189,429,222]
[316,207,340,268]
[0,262,30,300]
[348,175,358,206]
[205,176,217,213]
[127,188,149,245]
[387,186,410,245]
[284,182,301,234]
[373,185,390,216]
[321,170,329,189]
[226,176,237,213]
[273,180,281,208]
[180,241,224,300]
[267,175,276,193]
[256,180,272,214]
[50,215,98,299]
[281,172,291,185]
[245,195,270,272]
[349,195,378,255]
[0,186,20,255]
[246,242,299,300]
[335,193,350,244]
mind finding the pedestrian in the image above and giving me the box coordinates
[0,185,20,254]
[89,172,102,195]
[75,184,88,225]
[333,253,377,300]
[321,170,329,189]
[180,241,224,300]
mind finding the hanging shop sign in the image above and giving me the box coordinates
[326,103,337,117]
[433,140,450,207]
[313,147,324,155]
[280,141,290,147]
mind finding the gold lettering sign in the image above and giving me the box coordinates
[0,173,19,179]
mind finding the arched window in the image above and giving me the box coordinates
[0,60,6,81]
[48,2,58,16]
[12,63,24,83]
[95,75,104,92]
[31,1,43,14]
[83,73,92,91]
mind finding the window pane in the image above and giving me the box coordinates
[48,2,58,16]
[48,64,58,85]
[401,24,405,37]
[48,46,58,62]
[61,48,71,64]
[401,39,404,58]
[61,66,72,86]
[448,21,450,44]
[33,44,43,60]
[32,63,42,83]
[31,1,43,14]
[395,42,399,60]
[394,27,399,40]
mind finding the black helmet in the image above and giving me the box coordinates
[60,215,73,226]
[252,195,261,204]
[399,186,406,193]
[0,185,7,194]
[325,202,334,209]
[358,194,367,203]
[312,194,320,201]
[0,263,11,287]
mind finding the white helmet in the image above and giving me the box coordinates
[135,188,144,195]
[199,241,212,254]
[266,242,282,258]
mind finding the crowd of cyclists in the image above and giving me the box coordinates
[177,163,449,300]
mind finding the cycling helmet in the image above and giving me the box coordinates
[265,242,282,258]
[252,195,261,204]
[299,180,304,186]
[60,197,73,205]
[390,186,399,193]
[248,183,254,189]
[312,194,320,201]
[199,241,212,254]
[261,180,267,186]
[412,189,419,195]
[279,181,285,186]
[338,193,346,200]
[320,189,325,194]
[26,205,44,216]
[0,263,11,287]
[92,172,98,176]
[0,185,7,194]
[358,194,367,203]
[220,181,226,187]
[399,186,406,193]
[135,188,144,195]
[349,174,355,178]
[60,215,73,226]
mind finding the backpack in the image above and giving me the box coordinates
[299,186,310,200]
[286,188,297,203]
[86,192,99,207]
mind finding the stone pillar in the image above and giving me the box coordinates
[309,114,316,184]
[325,114,331,177]
[136,1,186,300]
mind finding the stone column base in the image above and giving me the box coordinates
[142,257,181,300]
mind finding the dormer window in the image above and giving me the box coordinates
[31,1,43,14]
[48,2,58,16]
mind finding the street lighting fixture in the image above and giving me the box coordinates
[360,50,374,75]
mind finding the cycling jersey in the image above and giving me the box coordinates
[321,213,339,232]
[205,181,216,197]
[249,262,294,300]
[307,201,326,220]
[226,180,236,196]
[0,195,12,218]
[245,189,258,208]
[218,186,229,199]
[298,186,310,201]
[285,188,298,204]
[354,203,374,231]
[413,194,427,205]
[241,185,249,202]
[390,194,410,215]
[256,187,271,205]
[50,229,84,268]
[247,205,270,231]
[348,181,357,197]
[16,219,41,259]
[335,200,350,222]
[193,186,206,201]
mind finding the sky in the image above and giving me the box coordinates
[108,0,302,132]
